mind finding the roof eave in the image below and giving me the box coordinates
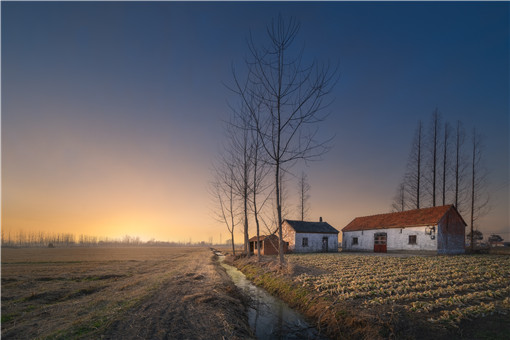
[342,222,439,232]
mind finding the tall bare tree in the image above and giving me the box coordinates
[212,159,238,256]
[469,128,490,250]
[441,122,451,205]
[427,109,441,207]
[298,171,311,221]
[403,120,424,209]
[249,113,272,262]
[226,113,254,257]
[453,120,469,214]
[391,182,406,212]
[232,15,337,265]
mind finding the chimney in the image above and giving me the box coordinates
[319,216,323,222]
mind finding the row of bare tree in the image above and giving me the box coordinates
[212,15,336,266]
[0,229,205,248]
[1,229,76,247]
[391,109,490,249]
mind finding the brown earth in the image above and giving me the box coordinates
[1,247,253,339]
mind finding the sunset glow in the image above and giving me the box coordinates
[2,2,508,243]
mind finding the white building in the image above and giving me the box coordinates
[282,219,339,253]
[342,205,466,254]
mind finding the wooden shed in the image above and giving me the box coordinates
[249,235,288,255]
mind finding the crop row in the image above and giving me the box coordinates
[287,254,510,326]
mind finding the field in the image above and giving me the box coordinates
[234,252,510,339]
[290,254,510,325]
[4,248,509,340]
[1,247,252,339]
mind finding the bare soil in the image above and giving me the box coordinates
[1,247,253,339]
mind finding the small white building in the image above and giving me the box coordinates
[282,219,339,253]
[342,205,466,254]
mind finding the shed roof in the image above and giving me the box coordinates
[284,220,339,234]
[342,205,465,232]
[248,234,278,242]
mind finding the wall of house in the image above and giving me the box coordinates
[437,210,466,254]
[293,232,338,253]
[342,226,438,252]
[282,223,296,250]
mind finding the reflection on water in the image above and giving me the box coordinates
[217,253,328,340]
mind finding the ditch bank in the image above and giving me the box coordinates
[216,251,327,339]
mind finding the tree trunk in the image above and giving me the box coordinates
[432,110,438,207]
[276,162,284,266]
[417,121,422,209]
[455,121,460,209]
[253,158,261,262]
[470,131,475,251]
[442,122,448,206]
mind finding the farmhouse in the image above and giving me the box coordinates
[248,235,288,255]
[342,205,466,254]
[283,218,339,253]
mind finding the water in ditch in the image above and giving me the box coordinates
[216,252,328,340]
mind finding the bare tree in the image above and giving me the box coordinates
[297,171,311,220]
[225,113,255,257]
[391,182,406,212]
[453,120,469,214]
[249,114,272,262]
[426,109,441,207]
[441,121,451,206]
[469,128,490,250]
[403,120,424,209]
[232,15,337,266]
[212,158,238,256]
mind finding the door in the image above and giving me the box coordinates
[374,233,387,253]
[322,237,329,252]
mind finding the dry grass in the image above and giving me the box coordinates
[1,247,253,339]
[490,247,510,255]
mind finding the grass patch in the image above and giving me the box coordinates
[1,313,18,323]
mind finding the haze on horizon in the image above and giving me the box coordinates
[2,2,508,244]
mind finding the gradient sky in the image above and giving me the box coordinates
[2,2,508,243]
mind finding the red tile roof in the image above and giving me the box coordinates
[342,205,464,232]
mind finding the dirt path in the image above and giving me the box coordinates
[101,250,253,340]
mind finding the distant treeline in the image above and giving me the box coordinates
[0,230,225,248]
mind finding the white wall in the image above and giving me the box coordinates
[294,232,338,253]
[282,223,296,250]
[342,226,437,252]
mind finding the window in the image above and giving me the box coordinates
[352,237,358,245]
[302,237,308,247]
[409,235,417,245]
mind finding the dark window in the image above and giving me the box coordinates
[352,237,358,245]
[302,237,308,247]
[409,235,417,245]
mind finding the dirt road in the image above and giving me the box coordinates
[101,250,253,340]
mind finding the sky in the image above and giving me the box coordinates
[2,2,509,243]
